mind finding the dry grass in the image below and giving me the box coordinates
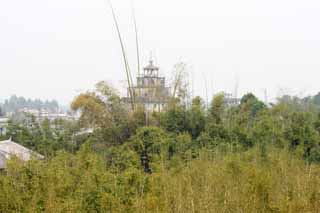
[1,146,320,212]
[133,147,320,213]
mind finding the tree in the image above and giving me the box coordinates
[169,132,194,160]
[250,110,286,147]
[208,93,225,124]
[187,96,206,138]
[161,103,188,134]
[1,95,60,113]
[129,126,169,173]
[313,92,320,106]
[198,93,230,147]
[71,81,131,145]
[284,112,320,162]
[170,62,190,106]
[240,93,266,118]
[314,113,320,134]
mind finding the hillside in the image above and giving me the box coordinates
[0,82,320,212]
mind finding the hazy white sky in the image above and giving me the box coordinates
[1,0,320,104]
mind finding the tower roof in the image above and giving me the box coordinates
[144,60,159,71]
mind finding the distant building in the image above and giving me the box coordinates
[223,92,240,107]
[0,117,9,136]
[124,60,170,112]
[18,108,76,122]
[0,139,44,169]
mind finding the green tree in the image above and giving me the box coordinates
[285,112,320,162]
[72,81,131,145]
[240,93,266,118]
[129,126,169,173]
[208,93,225,124]
[187,96,206,138]
[161,102,188,134]
[201,93,230,146]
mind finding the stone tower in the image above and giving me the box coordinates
[127,60,170,111]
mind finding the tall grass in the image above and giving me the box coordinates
[134,147,320,212]
[1,145,320,212]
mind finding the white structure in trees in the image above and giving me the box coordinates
[0,139,44,169]
[124,60,170,112]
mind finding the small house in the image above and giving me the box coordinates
[0,139,44,169]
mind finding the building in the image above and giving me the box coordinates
[0,151,6,169]
[0,117,9,136]
[0,139,44,169]
[223,92,241,107]
[125,60,170,112]
[18,108,77,122]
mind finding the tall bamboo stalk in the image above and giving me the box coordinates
[107,0,135,110]
[202,72,209,110]
[234,72,239,100]
[132,2,142,107]
[172,65,183,99]
[132,4,141,77]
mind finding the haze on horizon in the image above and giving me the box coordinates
[1,0,320,105]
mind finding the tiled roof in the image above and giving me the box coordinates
[0,139,44,169]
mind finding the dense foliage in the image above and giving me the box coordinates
[2,82,320,212]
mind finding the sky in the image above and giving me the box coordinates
[1,0,320,105]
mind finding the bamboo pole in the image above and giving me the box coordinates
[107,0,135,110]
[132,4,141,77]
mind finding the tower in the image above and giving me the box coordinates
[125,60,170,111]
[143,60,159,77]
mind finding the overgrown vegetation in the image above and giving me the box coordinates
[2,82,320,212]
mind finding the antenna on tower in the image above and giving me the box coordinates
[149,51,153,62]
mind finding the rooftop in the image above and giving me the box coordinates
[0,139,44,168]
[0,118,9,123]
[144,60,159,71]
